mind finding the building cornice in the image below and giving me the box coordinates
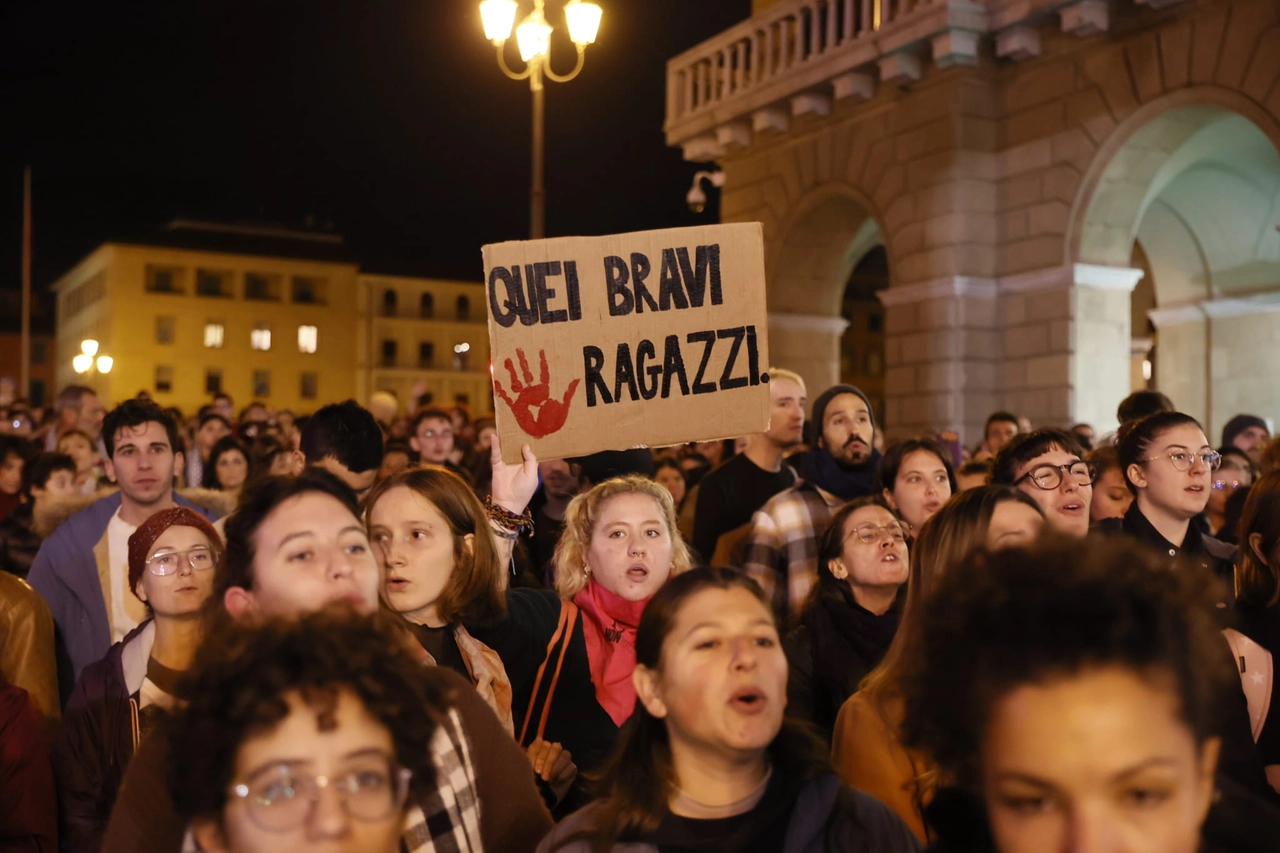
[876,276,998,306]
[878,264,1145,306]
[768,312,851,334]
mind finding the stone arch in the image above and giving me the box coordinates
[763,183,888,403]
[1069,87,1280,272]
[1069,87,1280,436]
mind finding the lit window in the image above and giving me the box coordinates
[204,322,224,348]
[298,325,318,354]
[251,324,272,351]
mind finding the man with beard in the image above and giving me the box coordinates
[742,384,882,627]
[692,368,806,563]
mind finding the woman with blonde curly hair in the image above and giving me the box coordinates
[469,473,693,812]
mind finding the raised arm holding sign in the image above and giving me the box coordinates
[483,223,772,463]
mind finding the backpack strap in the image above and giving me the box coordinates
[130,697,141,752]
[517,600,579,747]
[1223,628,1273,743]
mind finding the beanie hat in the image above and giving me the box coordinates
[1222,414,1269,450]
[127,507,222,599]
[809,384,876,447]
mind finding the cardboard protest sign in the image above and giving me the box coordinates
[483,223,771,463]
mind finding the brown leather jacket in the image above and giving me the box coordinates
[0,571,59,731]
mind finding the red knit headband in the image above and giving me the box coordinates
[127,507,222,598]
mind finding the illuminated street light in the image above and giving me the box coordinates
[73,339,113,377]
[479,0,602,239]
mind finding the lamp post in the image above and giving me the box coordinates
[72,339,114,387]
[479,0,602,239]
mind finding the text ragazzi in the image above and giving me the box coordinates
[487,244,767,408]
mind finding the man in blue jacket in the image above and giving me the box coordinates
[28,399,220,697]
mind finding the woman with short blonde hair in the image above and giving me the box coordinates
[470,473,692,812]
[552,474,693,600]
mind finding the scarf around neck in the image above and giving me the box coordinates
[804,582,901,684]
[574,578,648,727]
[804,447,883,501]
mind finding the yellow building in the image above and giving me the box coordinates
[53,222,360,414]
[356,274,493,414]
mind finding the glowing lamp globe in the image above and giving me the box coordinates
[479,0,518,43]
[564,0,602,46]
[516,9,553,62]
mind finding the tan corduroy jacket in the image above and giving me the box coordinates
[831,690,934,844]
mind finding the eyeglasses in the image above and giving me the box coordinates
[844,521,908,545]
[231,760,412,832]
[1015,462,1094,491]
[144,545,216,576]
[1145,450,1222,472]
[1212,478,1247,491]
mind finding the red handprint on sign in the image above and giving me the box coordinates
[494,348,581,439]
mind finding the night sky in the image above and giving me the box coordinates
[0,0,751,291]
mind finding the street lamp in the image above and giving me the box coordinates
[479,0,602,239]
[73,339,113,376]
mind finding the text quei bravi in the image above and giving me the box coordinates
[487,243,767,408]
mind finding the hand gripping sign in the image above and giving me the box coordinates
[483,223,772,463]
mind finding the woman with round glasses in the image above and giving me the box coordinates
[831,486,1045,841]
[1101,411,1235,589]
[991,429,1093,538]
[54,506,221,852]
[171,611,434,853]
[785,497,909,741]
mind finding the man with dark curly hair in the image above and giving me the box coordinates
[172,610,448,853]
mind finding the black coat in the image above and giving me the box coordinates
[0,503,41,579]
[467,588,620,813]
[51,622,150,853]
[1096,502,1237,597]
[785,583,901,741]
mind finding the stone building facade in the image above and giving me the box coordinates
[666,0,1280,442]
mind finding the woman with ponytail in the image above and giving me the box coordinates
[536,567,919,853]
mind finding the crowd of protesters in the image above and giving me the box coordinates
[0,375,1279,853]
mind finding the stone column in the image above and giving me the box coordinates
[766,313,849,411]
[1000,264,1140,435]
[1147,305,1207,428]
[1203,299,1280,440]
[1070,265,1144,435]
[878,277,1002,444]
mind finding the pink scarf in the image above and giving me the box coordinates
[575,579,649,727]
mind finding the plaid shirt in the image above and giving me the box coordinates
[403,706,484,853]
[741,481,843,628]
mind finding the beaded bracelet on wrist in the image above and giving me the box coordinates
[484,496,535,535]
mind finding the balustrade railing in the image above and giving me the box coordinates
[667,0,932,129]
